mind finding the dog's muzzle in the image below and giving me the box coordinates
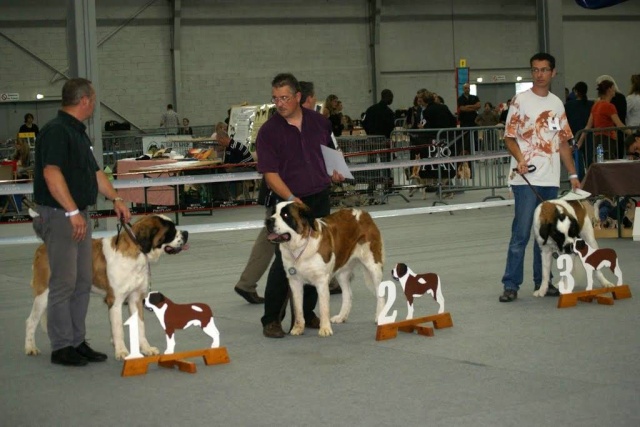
[265,217,291,243]
[267,232,291,243]
[165,243,189,254]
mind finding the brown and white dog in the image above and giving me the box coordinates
[391,263,445,318]
[266,201,385,337]
[572,239,622,291]
[24,214,189,360]
[143,291,220,354]
[533,199,613,297]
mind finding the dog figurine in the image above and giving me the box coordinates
[391,263,445,318]
[572,239,622,291]
[143,291,220,354]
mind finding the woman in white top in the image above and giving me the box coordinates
[626,74,640,127]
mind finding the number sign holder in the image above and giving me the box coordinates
[376,312,453,341]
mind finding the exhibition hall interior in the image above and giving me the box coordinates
[1,1,639,426]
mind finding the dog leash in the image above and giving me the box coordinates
[512,165,546,203]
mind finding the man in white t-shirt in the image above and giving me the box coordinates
[499,52,580,303]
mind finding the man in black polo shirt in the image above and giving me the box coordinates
[33,78,131,367]
[362,89,395,138]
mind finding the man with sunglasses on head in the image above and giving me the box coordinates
[257,73,344,338]
[498,52,580,303]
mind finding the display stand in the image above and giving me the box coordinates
[376,312,453,341]
[121,347,230,377]
[557,285,632,308]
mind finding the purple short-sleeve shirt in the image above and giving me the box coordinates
[257,108,333,197]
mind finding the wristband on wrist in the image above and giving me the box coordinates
[65,209,80,217]
[287,194,295,202]
[112,197,124,203]
[568,174,579,180]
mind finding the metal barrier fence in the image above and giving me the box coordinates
[332,135,391,206]
[573,126,639,179]
[390,125,510,201]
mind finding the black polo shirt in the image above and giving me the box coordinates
[457,93,480,127]
[33,110,99,210]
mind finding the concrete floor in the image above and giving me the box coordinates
[1,188,639,426]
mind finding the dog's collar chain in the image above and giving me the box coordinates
[285,230,311,275]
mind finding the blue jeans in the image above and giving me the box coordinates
[501,185,558,292]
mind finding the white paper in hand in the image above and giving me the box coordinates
[320,145,354,179]
[559,188,591,201]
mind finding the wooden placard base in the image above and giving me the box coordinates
[557,285,632,309]
[121,347,230,377]
[376,312,453,341]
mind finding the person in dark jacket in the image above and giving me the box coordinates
[362,89,395,138]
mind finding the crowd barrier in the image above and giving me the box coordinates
[2,128,513,225]
[572,126,639,179]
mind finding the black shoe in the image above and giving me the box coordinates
[329,285,342,295]
[51,346,88,366]
[499,289,518,302]
[306,315,321,329]
[545,284,560,297]
[263,321,285,338]
[534,283,561,297]
[235,286,265,304]
[75,341,108,362]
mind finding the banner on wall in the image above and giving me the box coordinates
[575,0,629,9]
[456,67,469,97]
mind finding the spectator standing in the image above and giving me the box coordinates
[499,99,512,125]
[32,78,131,365]
[257,73,344,338]
[498,52,579,303]
[577,79,632,161]
[626,74,640,127]
[362,89,395,138]
[322,94,344,137]
[475,102,500,126]
[457,83,481,153]
[178,118,193,135]
[565,81,594,176]
[19,113,40,138]
[12,135,32,178]
[160,104,180,134]
[596,75,627,157]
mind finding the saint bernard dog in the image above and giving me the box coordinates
[533,199,614,297]
[24,214,189,360]
[266,201,384,337]
[143,291,220,354]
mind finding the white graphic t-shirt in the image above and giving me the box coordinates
[505,89,572,187]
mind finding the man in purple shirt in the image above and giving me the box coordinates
[257,73,343,338]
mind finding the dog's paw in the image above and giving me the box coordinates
[290,324,305,336]
[532,290,545,297]
[330,315,346,324]
[25,345,40,356]
[114,348,130,361]
[142,346,160,356]
[318,326,333,337]
[601,281,615,288]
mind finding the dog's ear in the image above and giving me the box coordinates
[539,222,553,245]
[136,226,159,254]
[297,203,317,231]
[568,217,581,238]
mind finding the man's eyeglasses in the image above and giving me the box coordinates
[531,67,552,74]
[271,95,294,104]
